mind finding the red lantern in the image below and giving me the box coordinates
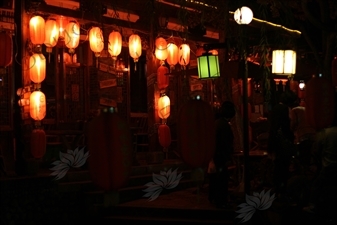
[29,15,45,45]
[177,98,215,168]
[87,111,133,191]
[158,124,171,148]
[30,129,46,159]
[0,32,13,67]
[305,75,335,130]
[167,42,178,70]
[157,65,169,90]
[332,57,337,88]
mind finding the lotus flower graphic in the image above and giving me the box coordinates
[49,147,89,180]
[142,168,183,201]
[236,189,276,223]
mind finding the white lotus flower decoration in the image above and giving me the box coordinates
[142,168,183,201]
[49,147,89,180]
[236,189,276,223]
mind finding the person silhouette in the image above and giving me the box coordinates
[208,101,236,208]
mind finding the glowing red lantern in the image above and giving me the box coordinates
[64,20,80,54]
[87,110,133,191]
[29,15,45,45]
[158,124,171,148]
[129,34,142,62]
[157,65,169,90]
[0,32,12,67]
[178,44,190,67]
[30,129,46,159]
[89,27,104,57]
[29,53,46,83]
[158,94,170,119]
[30,90,46,121]
[177,98,215,168]
[44,18,59,53]
[155,37,168,62]
[167,42,178,70]
[108,31,122,60]
[305,75,335,130]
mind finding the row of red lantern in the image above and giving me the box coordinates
[155,37,191,70]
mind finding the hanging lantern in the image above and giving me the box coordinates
[167,42,178,71]
[305,75,335,130]
[30,90,46,121]
[155,37,168,62]
[129,34,142,62]
[29,53,46,83]
[272,50,296,75]
[108,31,122,62]
[197,53,220,79]
[30,128,46,159]
[234,6,253,25]
[29,15,45,45]
[158,124,171,148]
[87,110,133,191]
[157,65,169,90]
[158,94,170,120]
[44,18,59,53]
[64,20,80,54]
[332,56,337,88]
[178,43,190,68]
[89,27,104,57]
[177,98,215,168]
[57,15,68,39]
[0,32,12,68]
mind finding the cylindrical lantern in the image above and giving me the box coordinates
[129,34,142,62]
[64,20,80,54]
[158,124,171,148]
[305,75,335,130]
[332,56,337,88]
[44,18,59,53]
[29,15,45,45]
[155,37,168,62]
[30,90,46,121]
[177,98,215,168]
[57,15,68,39]
[108,31,122,60]
[197,53,220,79]
[29,53,46,83]
[158,94,170,119]
[234,6,253,25]
[87,111,133,191]
[30,129,46,159]
[157,65,169,90]
[272,50,296,75]
[178,44,190,67]
[167,42,178,70]
[89,27,104,57]
[0,32,13,67]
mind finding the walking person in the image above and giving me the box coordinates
[208,101,236,208]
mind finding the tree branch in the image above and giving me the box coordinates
[296,21,323,70]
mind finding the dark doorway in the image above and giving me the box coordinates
[129,51,147,113]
